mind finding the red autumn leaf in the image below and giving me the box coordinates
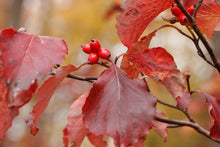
[0,27,68,106]
[128,47,178,82]
[87,133,107,147]
[120,32,156,79]
[180,0,220,38]
[129,48,190,109]
[116,0,173,48]
[0,66,19,142]
[204,93,220,140]
[163,72,190,109]
[153,111,168,142]
[26,65,76,135]
[63,92,89,147]
[195,0,220,38]
[83,63,157,147]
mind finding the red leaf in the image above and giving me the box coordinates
[204,93,220,140]
[26,65,76,135]
[87,133,107,147]
[153,111,168,142]
[120,32,156,79]
[129,47,178,82]
[196,0,220,38]
[0,66,19,142]
[83,63,157,146]
[163,73,190,109]
[176,89,191,110]
[0,27,68,106]
[63,92,89,147]
[129,48,190,109]
[0,102,19,142]
[181,0,220,38]
[116,0,173,48]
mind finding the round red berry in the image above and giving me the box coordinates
[186,5,196,16]
[88,52,99,64]
[171,4,182,17]
[98,48,111,59]
[81,44,91,54]
[90,39,101,52]
[178,13,188,25]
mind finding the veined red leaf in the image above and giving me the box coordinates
[26,65,76,135]
[120,32,156,79]
[204,93,220,140]
[83,63,157,147]
[0,27,68,106]
[129,48,190,109]
[181,0,220,38]
[153,111,168,142]
[63,92,89,147]
[129,47,178,82]
[116,0,173,48]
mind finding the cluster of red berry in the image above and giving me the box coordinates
[81,40,111,64]
[171,4,196,25]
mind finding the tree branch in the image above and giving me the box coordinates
[156,116,220,144]
[50,71,97,83]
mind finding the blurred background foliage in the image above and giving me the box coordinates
[0,0,220,147]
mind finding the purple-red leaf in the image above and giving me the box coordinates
[63,92,89,147]
[204,93,220,140]
[26,65,76,135]
[153,111,168,142]
[83,63,157,146]
[116,0,173,48]
[0,27,68,106]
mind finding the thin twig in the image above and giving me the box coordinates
[50,71,97,83]
[140,72,150,92]
[157,99,195,122]
[174,0,220,73]
[156,116,220,144]
[193,0,203,18]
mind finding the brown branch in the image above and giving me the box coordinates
[193,0,203,18]
[174,0,220,73]
[156,116,220,144]
[50,71,97,83]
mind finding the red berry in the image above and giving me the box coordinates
[81,44,91,54]
[171,4,182,17]
[90,39,101,52]
[178,13,188,25]
[186,5,196,16]
[88,52,99,64]
[98,48,111,59]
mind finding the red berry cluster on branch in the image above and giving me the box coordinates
[81,39,111,64]
[171,4,196,25]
